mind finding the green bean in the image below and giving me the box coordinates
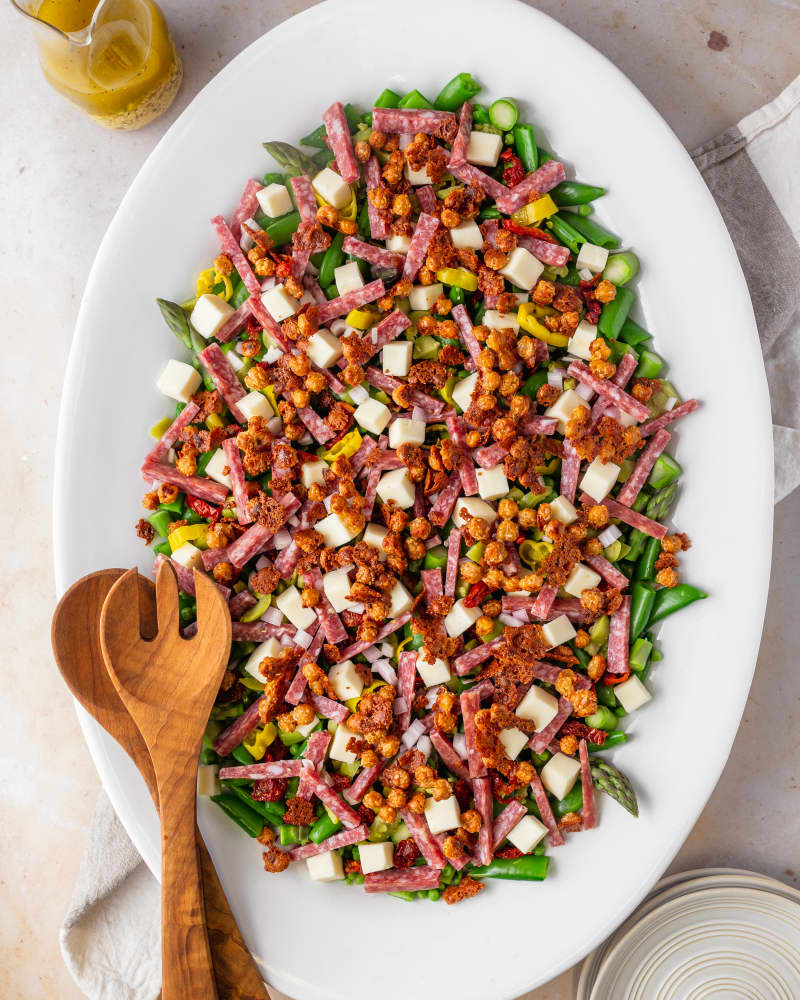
[629,636,652,674]
[389,891,417,901]
[555,783,584,816]
[633,536,661,582]
[263,211,300,249]
[398,90,433,109]
[309,811,342,844]
[546,215,582,254]
[279,824,303,847]
[222,782,284,824]
[596,683,617,708]
[618,316,651,347]
[148,509,172,539]
[550,181,605,206]
[588,730,628,752]
[477,205,501,222]
[318,231,345,289]
[598,286,635,340]
[635,349,664,379]
[630,581,656,640]
[648,584,707,627]
[374,88,401,109]
[471,104,491,126]
[427,888,441,901]
[449,286,465,306]
[564,211,620,248]
[584,706,618,731]
[231,744,254,766]
[210,793,264,838]
[434,72,481,111]
[519,370,548,399]
[512,123,538,172]
[471,855,550,881]
[357,200,370,239]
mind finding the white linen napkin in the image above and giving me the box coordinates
[60,75,800,1000]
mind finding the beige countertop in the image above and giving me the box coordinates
[1,1,798,997]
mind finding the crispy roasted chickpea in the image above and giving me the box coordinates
[361,749,380,768]
[483,541,507,565]
[656,567,679,588]
[431,779,452,801]
[277,712,296,733]
[467,516,491,541]
[386,788,408,809]
[292,703,315,726]
[474,615,495,637]
[407,792,426,814]
[587,654,606,681]
[573,628,591,649]
[363,790,384,811]
[460,809,482,834]
[378,805,397,823]
[497,498,519,520]
[583,537,604,557]
[460,561,483,584]
[496,519,519,543]
[414,765,436,788]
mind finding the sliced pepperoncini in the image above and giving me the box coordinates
[346,307,381,330]
[518,302,570,347]
[512,194,558,226]
[519,539,553,568]
[435,267,478,292]
[243,723,277,760]
[168,523,208,552]
[320,428,362,462]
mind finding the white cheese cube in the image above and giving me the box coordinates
[483,309,520,333]
[576,242,609,274]
[171,542,204,571]
[499,247,545,291]
[404,160,430,185]
[190,293,236,340]
[614,674,652,713]
[204,448,232,488]
[507,814,548,853]
[564,563,602,598]
[312,167,352,210]
[358,841,394,875]
[389,417,425,449]
[568,319,599,362]
[322,566,357,613]
[618,410,638,428]
[362,523,388,559]
[334,261,364,296]
[256,182,293,218]
[197,764,220,797]
[416,653,451,687]
[444,598,481,638]
[476,464,509,502]
[243,638,283,681]
[315,512,360,548]
[329,722,359,764]
[237,390,274,422]
[545,388,590,435]
[306,329,342,369]
[388,580,413,618]
[156,360,202,403]
[262,284,299,323]
[376,467,416,509]
[542,614,576,649]
[515,685,559,730]
[541,752,582,801]
[275,585,317,631]
[424,793,461,834]
[225,349,246,372]
[328,659,364,701]
[451,371,478,412]
[498,727,528,761]
[301,459,328,488]
[354,397,392,436]
[466,130,503,167]
[580,456,621,503]
[452,496,498,530]
[550,495,578,526]
[408,283,444,311]
[295,714,320,739]
[449,219,483,250]
[382,340,413,377]
[386,234,412,254]
[306,850,344,882]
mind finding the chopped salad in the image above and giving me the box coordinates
[138,73,705,903]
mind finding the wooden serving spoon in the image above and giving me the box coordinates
[51,568,270,999]
[99,562,232,1000]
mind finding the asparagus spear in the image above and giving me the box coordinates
[590,758,639,817]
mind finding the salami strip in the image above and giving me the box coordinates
[579,739,597,830]
[212,697,263,755]
[616,429,672,507]
[472,776,493,865]
[289,823,368,861]
[323,101,360,183]
[368,308,411,357]
[342,236,404,273]
[297,730,332,799]
[607,595,631,675]
[344,761,386,805]
[221,438,252,524]
[219,759,304,780]
[429,730,470,782]
[445,528,461,597]
[612,351,638,389]
[458,453,479,497]
[436,834,471,870]
[350,434,379,474]
[153,555,230,601]
[318,279,385,324]
[521,415,559,436]
[532,660,592,690]
[364,156,389,240]
[638,398,699,438]
[291,248,311,281]
[215,302,252,343]
[549,597,591,623]
[428,472,462,528]
[303,566,348,644]
[231,178,265,242]
[306,693,349,724]
[363,465,381,521]
[449,101,472,165]
[293,403,335,443]
[449,160,507,201]
[363,367,445,413]
[445,413,466,446]
[290,175,318,225]
[402,213,440,281]
[301,763,362,828]
[274,540,302,579]
[400,808,447,868]
[529,696,573,753]
[336,613,410,662]
[583,554,629,590]
[516,234,570,267]
[451,303,482,366]
[480,218,500,248]
[397,652,417,731]
[495,160,567,214]
[500,594,537,612]
[530,584,558,620]
[303,274,328,305]
[284,662,309,706]
[416,185,437,214]
[568,361,650,421]
[363,866,441,893]
[460,688,487,778]
[530,769,565,846]
[228,589,257,620]
[212,215,262,299]
[413,481,426,518]
[453,636,503,676]
[231,621,295,641]
[560,439,580,503]
[580,493,667,539]
[144,401,200,464]
[372,107,457,140]
[227,521,283,569]
[198,344,247,423]
[491,799,527,851]
[474,443,507,469]
[420,568,443,608]
[140,461,229,505]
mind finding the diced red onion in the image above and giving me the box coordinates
[299,432,313,446]
[416,734,432,759]
[239,217,258,251]
[499,612,522,628]
[379,642,394,658]
[363,644,381,662]
[323,494,333,512]
[664,397,677,411]
[263,606,284,626]
[399,133,413,149]
[330,318,347,335]
[598,525,621,548]
[424,686,441,708]
[401,719,426,748]
[412,405,427,422]
[394,697,408,716]
[579,267,593,281]
[260,276,277,292]
[547,369,564,389]
[350,385,369,404]
[272,529,292,550]
[348,602,365,614]
[254,555,271,571]
[575,382,595,401]
[452,732,468,760]
[267,416,283,435]
[288,515,300,527]
[424,534,442,549]
[295,629,312,649]
[372,658,398,686]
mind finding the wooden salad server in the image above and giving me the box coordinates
[98,562,231,999]
[51,568,270,999]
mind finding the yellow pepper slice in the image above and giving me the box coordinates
[240,594,272,623]
[314,186,358,221]
[243,723,277,760]
[512,194,558,226]
[196,268,216,296]
[435,267,478,292]
[205,412,224,431]
[150,416,172,439]
[534,456,561,475]
[263,385,279,418]
[320,428,362,462]
[346,307,381,330]
[215,270,233,302]
[440,375,457,410]
[518,303,569,347]
[519,539,553,569]
[169,523,208,552]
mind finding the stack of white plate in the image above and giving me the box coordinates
[578,868,800,998]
